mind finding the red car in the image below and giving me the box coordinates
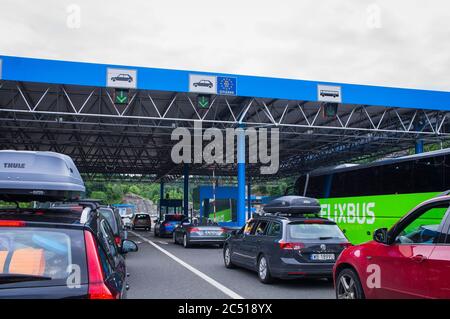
[334,195,450,299]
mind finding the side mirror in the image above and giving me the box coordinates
[121,239,138,254]
[373,228,388,244]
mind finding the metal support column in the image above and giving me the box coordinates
[237,125,246,227]
[247,179,252,221]
[324,174,333,198]
[183,163,189,216]
[415,140,424,154]
[159,181,164,219]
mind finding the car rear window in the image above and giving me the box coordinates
[117,207,134,216]
[99,208,118,234]
[165,215,183,222]
[288,223,346,240]
[136,214,150,220]
[0,227,87,288]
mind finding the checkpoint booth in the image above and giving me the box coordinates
[158,198,183,220]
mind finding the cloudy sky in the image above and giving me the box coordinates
[1,0,449,91]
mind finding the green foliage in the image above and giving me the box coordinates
[84,177,294,205]
[85,182,184,204]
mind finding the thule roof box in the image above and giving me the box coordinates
[0,150,85,202]
[263,196,321,214]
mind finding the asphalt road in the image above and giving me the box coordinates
[126,230,335,299]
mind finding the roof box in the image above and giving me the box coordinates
[263,196,321,214]
[0,150,85,202]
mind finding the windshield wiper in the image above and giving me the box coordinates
[319,236,334,240]
[0,274,52,285]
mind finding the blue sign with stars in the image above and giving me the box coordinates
[217,76,237,96]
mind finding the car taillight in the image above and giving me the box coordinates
[114,236,121,246]
[339,243,352,248]
[278,240,304,250]
[84,230,118,299]
[189,227,200,233]
[0,220,26,227]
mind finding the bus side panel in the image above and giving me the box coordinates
[318,192,439,244]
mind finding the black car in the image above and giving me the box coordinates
[0,150,138,298]
[172,218,227,248]
[0,203,138,299]
[48,201,128,250]
[99,206,127,248]
[223,196,350,283]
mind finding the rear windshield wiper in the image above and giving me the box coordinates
[0,274,52,285]
[319,236,334,240]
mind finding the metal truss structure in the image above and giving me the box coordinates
[1,80,450,182]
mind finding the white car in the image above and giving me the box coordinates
[115,207,134,229]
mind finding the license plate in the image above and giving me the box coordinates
[310,253,335,261]
[204,231,220,236]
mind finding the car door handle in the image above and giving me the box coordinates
[410,254,427,263]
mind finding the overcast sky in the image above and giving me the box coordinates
[1,0,449,91]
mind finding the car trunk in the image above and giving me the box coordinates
[285,221,350,264]
[0,224,89,295]
[190,226,224,237]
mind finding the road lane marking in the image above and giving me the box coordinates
[130,231,243,299]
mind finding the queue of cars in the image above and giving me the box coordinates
[135,192,450,299]
[0,150,138,299]
[1,150,449,299]
[221,194,450,298]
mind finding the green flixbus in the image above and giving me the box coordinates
[292,148,450,244]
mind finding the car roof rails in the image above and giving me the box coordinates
[76,200,101,210]
[263,196,322,215]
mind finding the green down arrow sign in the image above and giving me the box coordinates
[115,89,129,104]
[197,95,210,109]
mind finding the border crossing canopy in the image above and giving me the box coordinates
[1,55,450,182]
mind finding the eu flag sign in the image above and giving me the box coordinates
[217,77,237,96]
